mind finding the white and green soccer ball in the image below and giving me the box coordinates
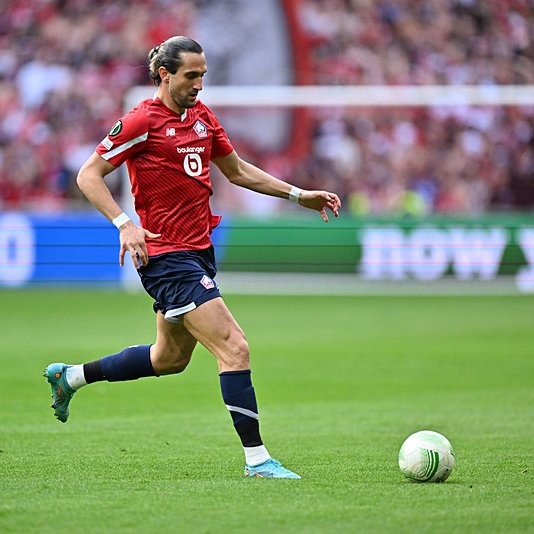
[398,430,455,482]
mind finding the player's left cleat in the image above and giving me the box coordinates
[44,363,76,423]
[244,458,301,479]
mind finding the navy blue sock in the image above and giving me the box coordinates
[220,370,263,447]
[83,345,156,383]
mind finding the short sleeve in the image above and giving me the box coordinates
[96,107,150,167]
[205,107,234,160]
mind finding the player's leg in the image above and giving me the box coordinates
[182,296,249,373]
[182,297,300,479]
[44,312,196,423]
[150,311,198,375]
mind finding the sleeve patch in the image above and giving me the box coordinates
[101,137,114,150]
[100,132,148,161]
[108,120,123,136]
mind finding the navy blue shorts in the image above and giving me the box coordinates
[137,247,221,323]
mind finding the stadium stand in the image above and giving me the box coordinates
[0,0,533,213]
[295,0,534,214]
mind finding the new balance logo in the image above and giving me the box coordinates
[166,128,176,136]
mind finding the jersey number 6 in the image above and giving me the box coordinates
[184,153,202,177]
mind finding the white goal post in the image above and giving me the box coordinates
[123,83,534,200]
[120,84,534,294]
[126,84,534,109]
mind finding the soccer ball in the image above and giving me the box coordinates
[398,430,455,482]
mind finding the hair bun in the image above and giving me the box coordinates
[149,45,160,60]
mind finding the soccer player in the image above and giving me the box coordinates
[44,36,341,479]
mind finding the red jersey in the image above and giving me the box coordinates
[96,97,234,255]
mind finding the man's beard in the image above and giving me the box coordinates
[174,92,197,109]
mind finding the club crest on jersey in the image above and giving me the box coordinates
[200,275,215,289]
[108,120,122,136]
[193,120,207,138]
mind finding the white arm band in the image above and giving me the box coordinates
[289,186,302,203]
[112,212,131,229]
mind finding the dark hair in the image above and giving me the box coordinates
[147,36,203,86]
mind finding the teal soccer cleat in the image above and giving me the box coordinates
[245,458,301,479]
[44,363,76,423]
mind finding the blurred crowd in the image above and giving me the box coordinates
[294,105,534,215]
[1,0,533,214]
[299,0,533,85]
[295,0,534,214]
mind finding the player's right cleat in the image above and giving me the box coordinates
[44,363,76,423]
[244,458,301,479]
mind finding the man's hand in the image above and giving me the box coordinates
[298,190,341,222]
[118,221,161,268]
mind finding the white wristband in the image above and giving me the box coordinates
[112,212,131,229]
[289,186,302,203]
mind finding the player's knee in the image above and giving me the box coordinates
[227,337,250,368]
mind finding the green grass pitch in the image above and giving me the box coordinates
[1,290,533,533]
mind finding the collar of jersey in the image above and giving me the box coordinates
[152,96,189,122]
